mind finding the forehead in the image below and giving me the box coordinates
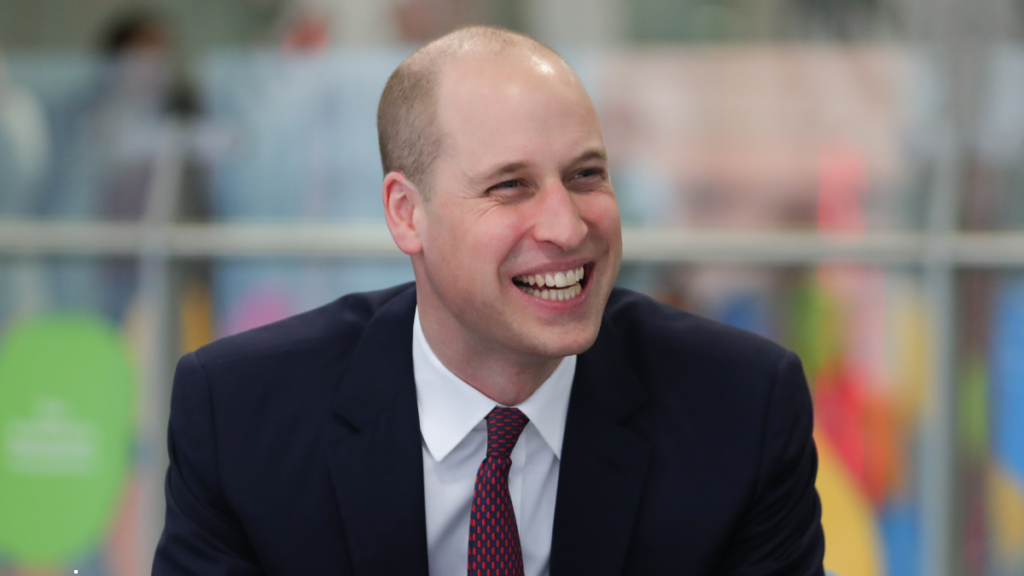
[434,52,603,170]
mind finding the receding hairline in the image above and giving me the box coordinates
[404,25,564,78]
[376,26,578,197]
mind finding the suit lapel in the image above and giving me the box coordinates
[326,288,429,576]
[551,315,652,576]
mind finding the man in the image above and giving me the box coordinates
[153,26,824,575]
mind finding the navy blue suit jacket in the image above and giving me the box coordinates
[153,283,824,575]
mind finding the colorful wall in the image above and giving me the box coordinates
[2,46,1024,576]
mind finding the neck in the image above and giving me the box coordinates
[418,310,562,407]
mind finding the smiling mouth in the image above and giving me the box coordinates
[513,266,587,301]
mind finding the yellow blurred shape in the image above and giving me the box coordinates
[989,463,1024,564]
[180,280,213,353]
[817,433,885,576]
[889,284,929,425]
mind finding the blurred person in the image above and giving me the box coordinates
[0,7,209,340]
[93,9,207,324]
[94,8,199,219]
[100,9,199,117]
[94,8,215,362]
[30,8,192,220]
[153,26,824,576]
[0,39,49,215]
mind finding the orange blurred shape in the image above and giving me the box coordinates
[180,280,213,354]
[862,389,896,506]
[103,474,140,576]
[989,463,1024,566]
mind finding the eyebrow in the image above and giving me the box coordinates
[475,148,609,183]
[573,148,608,165]
[479,161,531,182]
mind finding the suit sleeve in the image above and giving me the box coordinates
[152,352,265,576]
[719,350,825,576]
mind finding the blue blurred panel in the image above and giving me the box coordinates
[0,257,137,336]
[215,260,414,337]
[992,278,1024,488]
[984,49,1024,574]
[204,50,422,333]
[711,291,774,339]
[991,276,1024,575]
[880,498,920,576]
[203,49,413,222]
[3,53,169,220]
[978,47,1024,229]
[1,54,99,218]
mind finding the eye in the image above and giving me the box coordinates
[568,167,607,191]
[486,179,527,197]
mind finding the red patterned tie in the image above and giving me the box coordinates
[468,406,530,576]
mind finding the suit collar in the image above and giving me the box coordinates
[326,287,430,576]
[551,312,653,576]
[331,287,419,430]
[325,285,652,576]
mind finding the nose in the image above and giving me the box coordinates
[531,182,588,250]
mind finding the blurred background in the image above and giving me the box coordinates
[0,0,1022,575]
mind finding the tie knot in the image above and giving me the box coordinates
[485,406,529,460]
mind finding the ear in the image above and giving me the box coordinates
[382,171,424,255]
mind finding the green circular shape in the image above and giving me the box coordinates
[0,313,135,566]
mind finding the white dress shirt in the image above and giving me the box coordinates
[413,308,575,576]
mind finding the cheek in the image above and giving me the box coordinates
[473,209,534,255]
[424,201,478,257]
[580,194,622,236]
[430,215,517,285]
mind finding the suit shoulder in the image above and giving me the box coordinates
[193,282,415,367]
[604,287,789,369]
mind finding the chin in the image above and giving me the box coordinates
[526,323,602,359]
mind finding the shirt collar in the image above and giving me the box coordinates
[412,306,575,462]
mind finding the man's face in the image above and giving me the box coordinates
[414,52,622,362]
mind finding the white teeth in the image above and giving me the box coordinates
[518,280,583,301]
[515,265,587,301]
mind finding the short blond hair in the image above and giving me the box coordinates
[376,26,560,197]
